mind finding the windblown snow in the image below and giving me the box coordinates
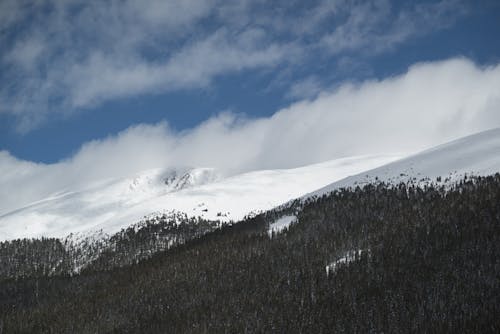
[1,128,500,242]
[0,155,398,241]
[307,128,500,199]
[268,215,296,237]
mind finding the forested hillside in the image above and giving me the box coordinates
[1,174,499,333]
[0,213,223,280]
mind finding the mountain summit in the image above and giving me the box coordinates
[1,128,500,242]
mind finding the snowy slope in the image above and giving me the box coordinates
[0,155,398,241]
[3,128,498,243]
[307,128,500,198]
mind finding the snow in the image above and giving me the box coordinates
[0,155,398,241]
[2,128,499,243]
[307,128,500,199]
[268,215,296,237]
[325,249,366,276]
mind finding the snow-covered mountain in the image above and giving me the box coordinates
[307,128,500,199]
[0,155,398,241]
[1,128,499,243]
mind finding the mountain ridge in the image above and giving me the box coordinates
[1,128,500,243]
[305,127,500,199]
[0,154,399,241]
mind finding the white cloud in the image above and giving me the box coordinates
[320,0,466,54]
[1,58,499,215]
[64,28,290,109]
[286,76,323,100]
[3,36,45,69]
[0,0,293,131]
[0,0,468,131]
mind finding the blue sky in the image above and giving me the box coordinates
[1,0,500,165]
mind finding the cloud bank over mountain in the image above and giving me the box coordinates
[1,57,499,214]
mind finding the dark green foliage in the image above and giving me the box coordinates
[0,214,223,280]
[1,174,499,333]
[0,238,70,280]
[84,214,222,271]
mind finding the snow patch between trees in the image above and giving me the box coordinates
[268,215,296,237]
[325,249,369,276]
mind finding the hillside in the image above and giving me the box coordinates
[0,155,398,241]
[1,129,500,332]
[1,129,500,274]
[1,173,499,333]
[307,128,500,198]
[3,128,499,245]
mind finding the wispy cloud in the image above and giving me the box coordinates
[0,0,469,132]
[67,28,290,108]
[2,58,499,214]
[286,76,323,100]
[319,0,466,55]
